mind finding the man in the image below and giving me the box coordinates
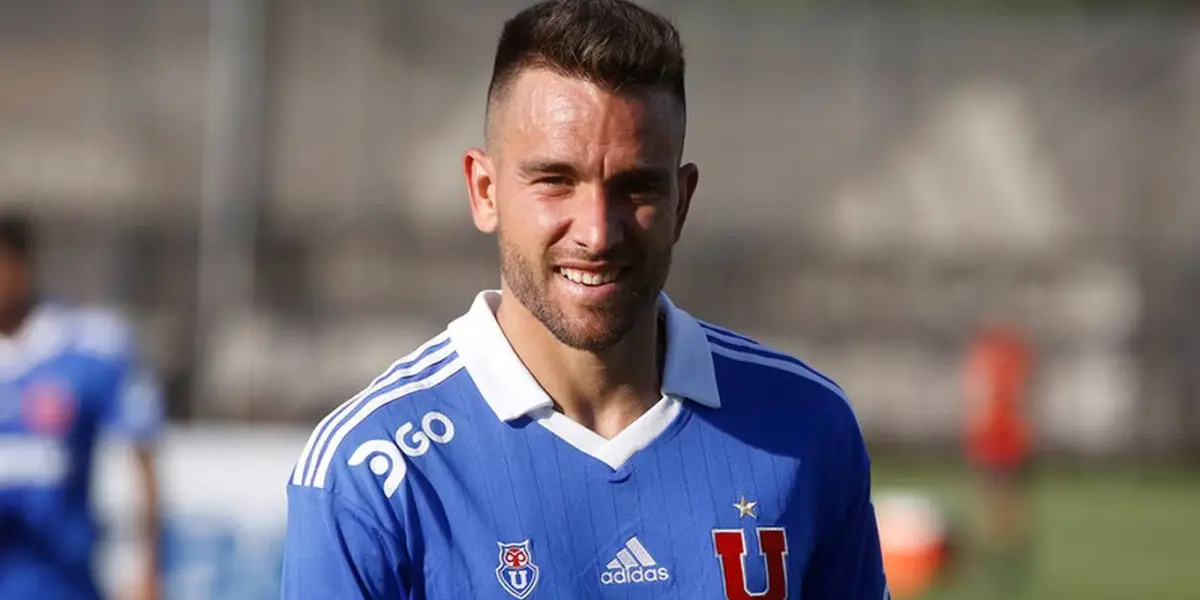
[0,213,164,600]
[282,1,888,598]
[963,322,1034,594]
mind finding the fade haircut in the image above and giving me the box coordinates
[485,0,687,140]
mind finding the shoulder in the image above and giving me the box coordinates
[699,320,860,431]
[288,329,466,499]
[55,304,138,362]
[698,320,872,480]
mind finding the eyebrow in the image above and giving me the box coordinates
[517,160,671,183]
[517,160,580,179]
[612,167,673,183]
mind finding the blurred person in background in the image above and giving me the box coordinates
[281,0,888,598]
[963,322,1034,595]
[0,213,164,600]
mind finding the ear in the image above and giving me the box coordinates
[673,162,699,242]
[463,148,498,233]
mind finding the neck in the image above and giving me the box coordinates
[0,298,31,338]
[496,290,664,440]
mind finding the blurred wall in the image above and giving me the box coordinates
[1,0,1198,457]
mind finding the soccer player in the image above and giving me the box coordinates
[282,1,888,598]
[963,322,1034,594]
[0,213,164,600]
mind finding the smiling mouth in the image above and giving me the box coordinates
[556,267,623,287]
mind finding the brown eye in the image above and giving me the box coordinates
[622,181,666,202]
[536,176,571,187]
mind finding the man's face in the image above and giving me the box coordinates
[466,69,698,352]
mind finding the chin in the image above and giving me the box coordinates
[550,317,633,352]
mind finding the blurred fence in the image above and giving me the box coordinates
[0,0,1198,458]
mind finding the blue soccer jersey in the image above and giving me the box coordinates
[0,303,164,600]
[283,291,888,600]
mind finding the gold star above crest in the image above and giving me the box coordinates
[734,496,758,519]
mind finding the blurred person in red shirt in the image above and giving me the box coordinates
[963,321,1034,593]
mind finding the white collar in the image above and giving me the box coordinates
[0,304,68,377]
[448,290,720,423]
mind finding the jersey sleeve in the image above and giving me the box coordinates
[802,410,890,599]
[282,485,411,600]
[84,311,165,444]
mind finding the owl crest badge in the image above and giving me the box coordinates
[495,539,540,599]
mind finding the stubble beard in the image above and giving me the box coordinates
[497,232,671,353]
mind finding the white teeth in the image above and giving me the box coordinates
[558,268,619,286]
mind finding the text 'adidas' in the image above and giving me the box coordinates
[600,537,671,585]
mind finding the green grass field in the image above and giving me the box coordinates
[873,459,1200,600]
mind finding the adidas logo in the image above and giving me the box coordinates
[600,537,670,585]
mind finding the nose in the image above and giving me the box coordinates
[571,184,624,253]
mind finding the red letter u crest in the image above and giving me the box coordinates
[712,527,789,600]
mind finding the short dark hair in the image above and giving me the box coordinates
[0,212,34,262]
[486,0,686,125]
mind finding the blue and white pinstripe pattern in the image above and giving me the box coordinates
[291,331,459,488]
[699,322,849,404]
